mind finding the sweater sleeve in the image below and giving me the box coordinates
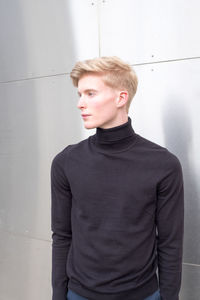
[50,147,72,300]
[156,154,184,300]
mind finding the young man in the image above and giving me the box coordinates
[51,56,184,300]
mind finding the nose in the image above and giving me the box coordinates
[77,95,87,109]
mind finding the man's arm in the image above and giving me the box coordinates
[156,154,184,300]
[51,148,72,300]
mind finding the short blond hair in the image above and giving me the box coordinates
[70,56,138,113]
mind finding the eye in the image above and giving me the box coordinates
[88,91,95,97]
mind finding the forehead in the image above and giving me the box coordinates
[78,74,107,91]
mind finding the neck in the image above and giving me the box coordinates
[90,116,138,153]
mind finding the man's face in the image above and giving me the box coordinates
[77,73,120,129]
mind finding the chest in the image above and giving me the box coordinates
[67,153,158,225]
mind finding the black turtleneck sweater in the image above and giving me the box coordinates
[51,116,184,300]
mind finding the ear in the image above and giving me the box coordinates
[117,91,129,108]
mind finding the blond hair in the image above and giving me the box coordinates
[70,56,138,113]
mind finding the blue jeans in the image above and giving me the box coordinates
[67,288,160,300]
[144,289,160,300]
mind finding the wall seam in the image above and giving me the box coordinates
[1,56,200,84]
[183,262,200,267]
[97,0,101,57]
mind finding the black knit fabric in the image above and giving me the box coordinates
[51,116,184,300]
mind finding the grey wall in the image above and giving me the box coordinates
[0,0,200,299]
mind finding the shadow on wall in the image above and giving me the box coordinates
[0,1,38,297]
[162,97,200,264]
[0,1,80,300]
[161,96,200,297]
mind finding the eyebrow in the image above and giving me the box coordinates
[77,89,97,96]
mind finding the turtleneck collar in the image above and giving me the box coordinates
[90,116,138,153]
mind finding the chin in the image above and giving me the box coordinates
[83,121,97,129]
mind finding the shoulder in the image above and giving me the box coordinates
[135,134,182,172]
[51,137,89,166]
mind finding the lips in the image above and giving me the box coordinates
[82,114,91,117]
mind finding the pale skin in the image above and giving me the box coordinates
[77,73,129,129]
